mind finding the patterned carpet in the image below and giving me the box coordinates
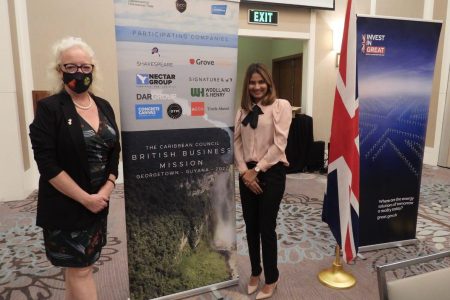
[0,165,449,300]
[236,193,336,264]
[0,190,128,300]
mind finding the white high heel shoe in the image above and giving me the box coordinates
[255,280,278,300]
[247,275,260,295]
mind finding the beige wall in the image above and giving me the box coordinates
[312,12,336,142]
[355,0,372,14]
[0,0,21,201]
[27,0,121,129]
[1,0,37,201]
[376,0,424,18]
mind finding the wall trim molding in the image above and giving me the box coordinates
[304,10,316,116]
[238,28,310,39]
[424,146,438,166]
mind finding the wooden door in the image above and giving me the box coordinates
[272,54,302,108]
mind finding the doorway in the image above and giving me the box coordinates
[272,54,302,108]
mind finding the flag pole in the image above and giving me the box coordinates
[318,244,356,289]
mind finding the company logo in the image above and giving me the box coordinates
[189,58,215,66]
[189,76,233,83]
[191,88,205,97]
[191,87,231,98]
[167,103,182,119]
[135,104,163,119]
[128,0,154,8]
[136,74,149,85]
[176,0,186,13]
[137,93,152,100]
[136,47,174,67]
[361,34,386,56]
[211,5,227,15]
[191,102,205,116]
[136,93,176,101]
[136,73,176,87]
[207,105,230,112]
[136,61,173,67]
[151,47,160,56]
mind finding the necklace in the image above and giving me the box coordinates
[73,96,92,110]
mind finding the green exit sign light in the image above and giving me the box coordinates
[248,9,278,25]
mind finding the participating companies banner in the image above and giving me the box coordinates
[114,1,239,299]
[357,16,441,247]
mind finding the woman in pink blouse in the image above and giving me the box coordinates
[234,63,292,299]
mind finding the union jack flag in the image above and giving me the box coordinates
[322,0,359,263]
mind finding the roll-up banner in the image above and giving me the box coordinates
[357,16,441,248]
[113,1,239,299]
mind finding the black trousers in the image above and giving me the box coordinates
[239,162,286,284]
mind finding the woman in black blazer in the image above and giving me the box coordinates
[29,37,120,300]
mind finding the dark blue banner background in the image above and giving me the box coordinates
[357,17,441,246]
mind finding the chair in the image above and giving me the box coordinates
[377,250,450,300]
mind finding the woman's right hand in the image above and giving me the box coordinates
[83,194,109,213]
[242,170,263,195]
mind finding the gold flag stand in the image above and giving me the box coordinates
[318,245,356,289]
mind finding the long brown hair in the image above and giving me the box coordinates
[240,63,277,111]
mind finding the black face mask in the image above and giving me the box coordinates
[63,72,93,94]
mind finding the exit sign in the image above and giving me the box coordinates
[248,9,278,25]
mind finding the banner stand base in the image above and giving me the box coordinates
[359,239,418,253]
[152,278,239,300]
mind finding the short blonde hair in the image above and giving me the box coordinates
[47,37,101,95]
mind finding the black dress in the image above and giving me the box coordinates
[43,109,117,268]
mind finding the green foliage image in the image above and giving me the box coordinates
[125,173,235,299]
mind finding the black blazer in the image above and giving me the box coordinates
[29,91,121,230]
